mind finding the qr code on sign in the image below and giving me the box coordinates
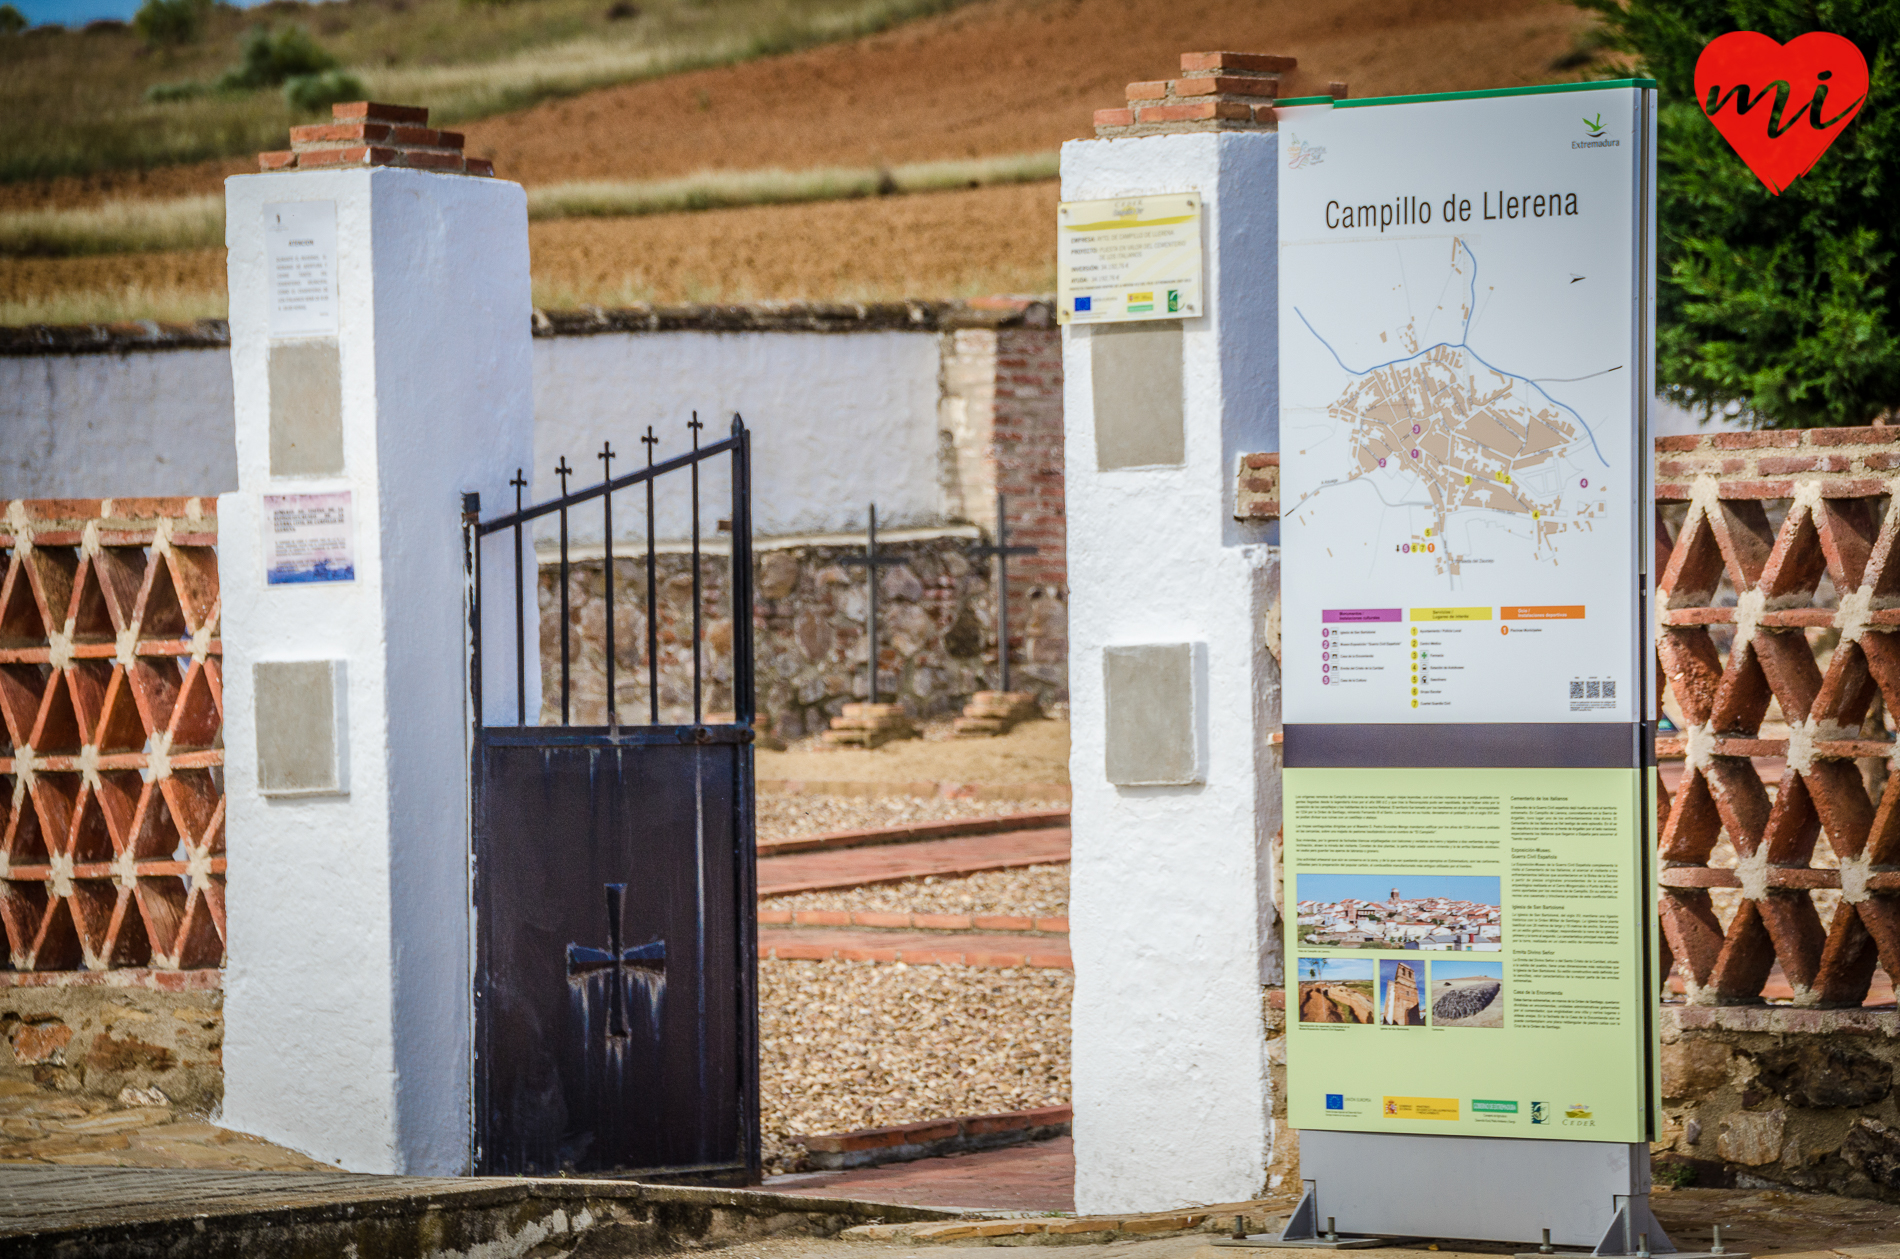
[1604,681,1616,699]
[1586,680,1602,698]
[1569,681,1584,698]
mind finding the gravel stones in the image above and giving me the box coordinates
[759,959,1071,1174]
[758,794,1049,842]
[764,863,1069,919]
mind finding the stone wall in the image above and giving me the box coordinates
[537,535,1067,739]
[1,982,224,1113]
[1657,1007,1900,1202]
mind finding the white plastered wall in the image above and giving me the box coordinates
[1062,131,1284,1213]
[218,166,533,1174]
[530,329,944,542]
[0,349,238,498]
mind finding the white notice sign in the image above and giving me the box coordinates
[265,201,338,338]
[264,491,355,585]
[1057,192,1202,324]
[1278,86,1651,726]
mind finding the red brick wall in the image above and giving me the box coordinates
[992,328,1067,688]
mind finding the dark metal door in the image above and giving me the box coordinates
[465,417,759,1181]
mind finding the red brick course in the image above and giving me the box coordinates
[1235,452,1280,521]
[1180,50,1297,73]
[758,926,1071,968]
[757,808,1069,856]
[756,908,1068,933]
[756,827,1071,896]
[1653,426,1900,500]
[334,101,429,124]
[1174,75,1279,98]
[771,1136,1076,1212]
[795,1106,1070,1163]
[259,101,494,176]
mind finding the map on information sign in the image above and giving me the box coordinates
[1279,87,1649,726]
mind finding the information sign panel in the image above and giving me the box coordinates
[264,490,355,585]
[1277,83,1657,1149]
[265,201,339,340]
[1057,193,1202,324]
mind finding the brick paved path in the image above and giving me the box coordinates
[756,827,1070,896]
[759,927,1070,967]
[766,1136,1075,1212]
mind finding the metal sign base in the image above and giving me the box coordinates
[1294,1131,1678,1255]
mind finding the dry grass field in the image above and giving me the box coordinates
[0,0,973,184]
[2,0,1613,321]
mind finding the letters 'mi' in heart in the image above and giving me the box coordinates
[1695,31,1869,195]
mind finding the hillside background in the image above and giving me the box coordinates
[1,0,1616,324]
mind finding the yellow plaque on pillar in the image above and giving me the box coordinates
[1058,193,1203,324]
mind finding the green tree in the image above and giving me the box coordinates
[1577,0,1900,427]
[0,5,28,36]
[132,0,211,46]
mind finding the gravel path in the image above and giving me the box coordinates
[759,959,1071,1174]
[763,863,1069,919]
[758,793,1052,842]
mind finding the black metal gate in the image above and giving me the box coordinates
[464,416,759,1181]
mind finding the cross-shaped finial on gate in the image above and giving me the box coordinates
[641,426,659,466]
[567,883,665,1039]
[688,412,704,450]
[510,468,528,511]
[554,456,574,497]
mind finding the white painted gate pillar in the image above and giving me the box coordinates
[216,129,533,1174]
[1061,64,1286,1213]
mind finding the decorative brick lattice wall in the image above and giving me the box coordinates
[0,500,224,980]
[1656,430,1900,1007]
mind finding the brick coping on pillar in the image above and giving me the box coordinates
[259,101,495,176]
[1092,51,1322,138]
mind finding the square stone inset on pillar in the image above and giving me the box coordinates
[1092,320,1184,470]
[254,660,349,796]
[1103,642,1202,785]
[269,338,344,477]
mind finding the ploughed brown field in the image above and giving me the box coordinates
[5,0,1602,310]
[1,182,1058,313]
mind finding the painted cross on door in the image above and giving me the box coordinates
[567,883,666,1041]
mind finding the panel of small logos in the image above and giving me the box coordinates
[1323,1094,1596,1127]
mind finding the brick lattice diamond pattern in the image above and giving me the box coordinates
[1657,431,1900,1007]
[0,499,224,974]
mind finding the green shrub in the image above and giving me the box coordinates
[215,24,339,91]
[1578,0,1900,427]
[284,68,366,112]
[144,79,209,102]
[0,5,27,35]
[132,0,212,46]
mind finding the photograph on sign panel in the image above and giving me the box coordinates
[1378,958,1424,1026]
[1296,957,1374,1025]
[1430,959,1505,1028]
[1294,873,1501,951]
